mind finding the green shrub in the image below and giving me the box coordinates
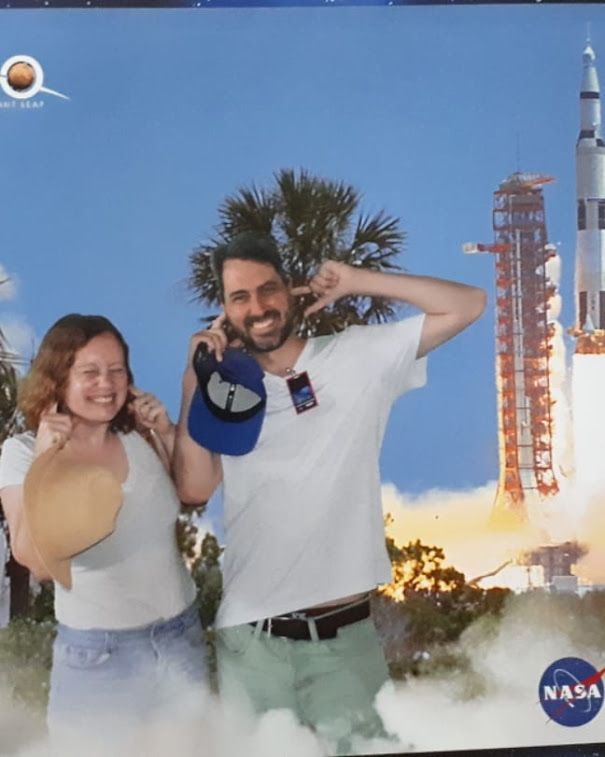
[0,616,55,712]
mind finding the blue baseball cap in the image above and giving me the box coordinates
[187,345,267,456]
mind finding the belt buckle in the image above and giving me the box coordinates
[278,611,316,641]
[289,611,309,621]
[292,611,319,641]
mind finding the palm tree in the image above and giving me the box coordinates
[0,325,30,620]
[0,349,23,445]
[188,168,407,335]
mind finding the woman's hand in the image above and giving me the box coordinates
[35,403,73,457]
[128,388,173,435]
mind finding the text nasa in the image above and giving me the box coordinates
[542,683,602,701]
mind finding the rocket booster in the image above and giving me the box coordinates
[575,43,605,336]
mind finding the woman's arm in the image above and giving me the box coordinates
[1,485,52,580]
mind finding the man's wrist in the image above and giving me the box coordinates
[350,268,412,299]
[346,266,385,297]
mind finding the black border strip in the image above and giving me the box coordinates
[386,745,605,757]
[3,0,605,8]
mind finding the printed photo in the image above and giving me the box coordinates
[0,3,604,756]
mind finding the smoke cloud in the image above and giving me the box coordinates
[375,591,605,750]
[3,591,605,755]
[573,490,605,585]
[0,681,331,757]
[3,483,605,756]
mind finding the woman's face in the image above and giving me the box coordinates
[62,333,129,424]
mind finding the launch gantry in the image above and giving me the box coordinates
[465,172,560,525]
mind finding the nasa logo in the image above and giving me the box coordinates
[0,55,69,102]
[539,656,605,727]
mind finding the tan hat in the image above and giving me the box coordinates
[23,445,123,589]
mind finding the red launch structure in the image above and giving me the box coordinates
[466,172,559,524]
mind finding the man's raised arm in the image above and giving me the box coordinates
[297,261,487,358]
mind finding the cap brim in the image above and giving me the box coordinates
[188,387,264,456]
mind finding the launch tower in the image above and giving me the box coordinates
[465,172,559,525]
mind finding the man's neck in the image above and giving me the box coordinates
[252,335,307,377]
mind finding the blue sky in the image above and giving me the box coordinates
[0,4,600,496]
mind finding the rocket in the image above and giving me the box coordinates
[574,41,605,344]
[572,41,605,499]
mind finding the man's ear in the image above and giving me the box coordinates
[222,318,238,344]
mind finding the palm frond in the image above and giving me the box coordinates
[0,340,24,444]
[186,167,408,335]
[218,185,276,237]
[188,240,222,306]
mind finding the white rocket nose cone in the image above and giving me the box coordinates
[584,44,596,63]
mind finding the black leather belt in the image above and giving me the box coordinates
[250,598,371,641]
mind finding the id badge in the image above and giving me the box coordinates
[286,371,318,414]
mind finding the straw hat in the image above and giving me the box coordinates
[23,445,123,589]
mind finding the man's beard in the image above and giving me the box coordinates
[232,308,296,354]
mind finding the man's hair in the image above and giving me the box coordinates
[211,232,289,300]
[18,314,135,433]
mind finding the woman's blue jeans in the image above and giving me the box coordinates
[47,603,209,755]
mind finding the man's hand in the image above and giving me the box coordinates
[186,313,230,367]
[293,261,486,356]
[35,403,73,457]
[292,261,362,317]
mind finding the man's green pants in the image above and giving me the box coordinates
[216,616,391,754]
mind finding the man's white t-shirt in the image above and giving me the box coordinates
[216,314,427,628]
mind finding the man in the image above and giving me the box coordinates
[174,232,486,751]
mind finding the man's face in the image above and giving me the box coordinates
[222,259,295,353]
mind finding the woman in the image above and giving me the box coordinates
[0,314,208,754]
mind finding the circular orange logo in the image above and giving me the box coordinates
[6,62,35,92]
